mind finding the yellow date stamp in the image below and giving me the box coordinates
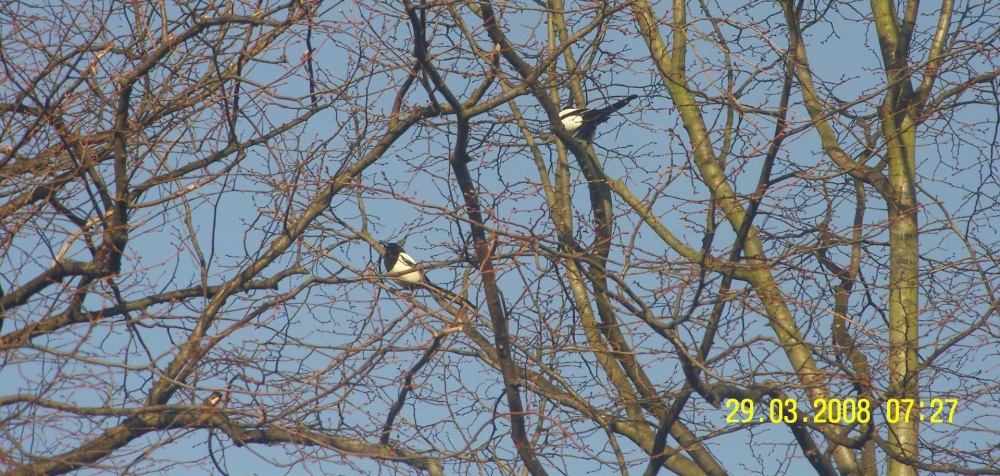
[725,398,959,424]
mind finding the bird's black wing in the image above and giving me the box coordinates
[397,252,417,267]
[573,95,638,142]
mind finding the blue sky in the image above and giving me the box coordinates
[2,0,999,474]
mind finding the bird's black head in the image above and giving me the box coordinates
[381,242,402,272]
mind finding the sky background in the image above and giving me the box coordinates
[2,0,999,474]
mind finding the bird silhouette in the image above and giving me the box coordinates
[558,94,639,142]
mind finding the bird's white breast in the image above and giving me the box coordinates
[393,252,422,283]
[558,109,585,132]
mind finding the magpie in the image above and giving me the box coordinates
[382,242,423,286]
[558,94,639,143]
[203,391,223,406]
[381,242,473,309]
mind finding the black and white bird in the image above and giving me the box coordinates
[380,242,473,309]
[381,242,424,287]
[558,94,639,143]
[203,391,224,406]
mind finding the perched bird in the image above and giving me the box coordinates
[558,94,639,143]
[380,242,473,309]
[204,391,224,406]
[381,242,423,286]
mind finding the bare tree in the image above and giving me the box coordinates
[2,0,999,474]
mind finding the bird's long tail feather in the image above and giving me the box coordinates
[596,94,639,118]
[424,279,474,311]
